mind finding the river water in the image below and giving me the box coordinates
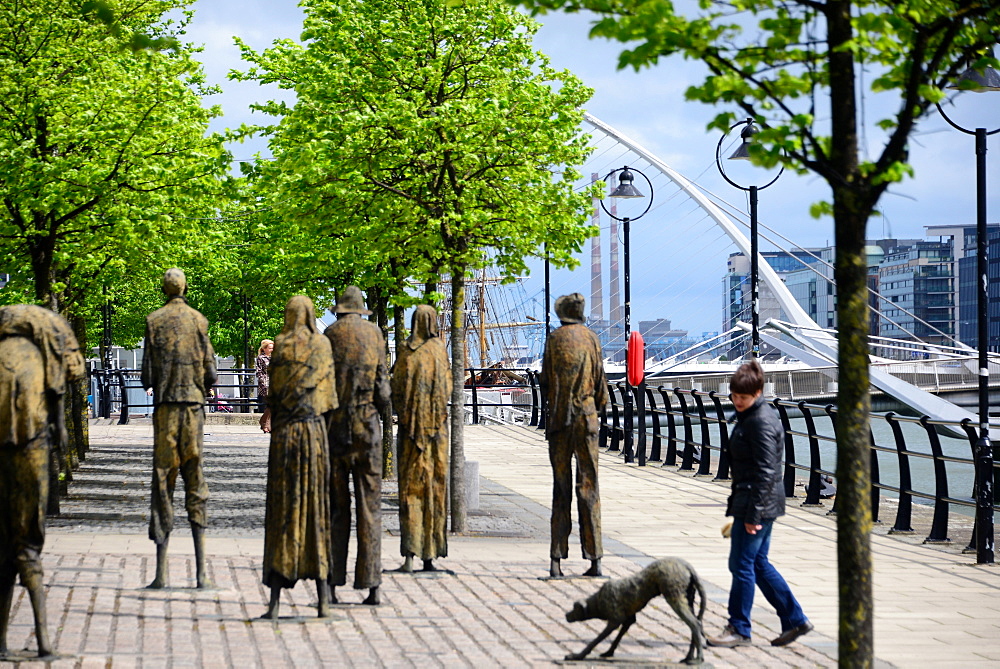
[784,416,977,517]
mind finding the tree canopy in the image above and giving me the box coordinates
[232,0,596,301]
[0,0,231,314]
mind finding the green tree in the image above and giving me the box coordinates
[514,0,1000,664]
[233,0,597,529]
[0,0,230,508]
[0,0,230,312]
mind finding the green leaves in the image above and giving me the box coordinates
[235,0,596,311]
[0,0,230,325]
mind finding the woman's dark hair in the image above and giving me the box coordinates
[730,359,765,395]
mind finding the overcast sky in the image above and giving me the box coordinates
[183,0,1000,339]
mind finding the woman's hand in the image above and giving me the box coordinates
[744,522,763,535]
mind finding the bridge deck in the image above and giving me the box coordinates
[15,422,999,667]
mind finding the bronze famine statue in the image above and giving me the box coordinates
[390,304,452,573]
[0,305,85,659]
[141,268,217,589]
[564,557,707,665]
[540,293,609,578]
[324,286,389,606]
[261,295,338,619]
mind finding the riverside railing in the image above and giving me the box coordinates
[600,381,999,551]
[91,368,258,423]
[94,365,546,427]
[93,362,996,549]
[463,367,540,426]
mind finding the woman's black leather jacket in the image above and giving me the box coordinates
[726,395,786,524]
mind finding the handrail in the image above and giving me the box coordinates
[603,381,999,553]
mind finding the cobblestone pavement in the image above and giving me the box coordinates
[0,422,865,667]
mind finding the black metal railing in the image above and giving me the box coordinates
[92,361,997,551]
[94,365,544,427]
[90,367,259,424]
[462,367,539,426]
[601,382,1000,550]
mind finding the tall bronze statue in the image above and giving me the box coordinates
[261,295,338,619]
[324,286,389,605]
[141,268,217,589]
[391,305,452,573]
[0,305,85,659]
[540,293,608,578]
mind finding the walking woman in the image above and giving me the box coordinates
[707,360,813,648]
[256,339,273,433]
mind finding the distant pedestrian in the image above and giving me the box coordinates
[391,304,452,574]
[256,339,274,433]
[261,295,337,619]
[707,359,813,648]
[540,293,608,578]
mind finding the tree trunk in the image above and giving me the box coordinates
[70,312,90,463]
[834,190,874,667]
[29,239,57,310]
[449,267,467,533]
[826,3,874,665]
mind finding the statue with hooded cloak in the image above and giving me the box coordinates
[324,286,390,605]
[141,268,217,589]
[540,293,609,578]
[390,305,452,573]
[0,304,85,659]
[261,295,338,619]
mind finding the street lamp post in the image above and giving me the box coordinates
[544,245,551,337]
[600,166,653,463]
[716,119,783,359]
[937,56,1000,565]
[100,285,114,419]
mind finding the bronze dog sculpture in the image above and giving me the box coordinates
[565,557,706,665]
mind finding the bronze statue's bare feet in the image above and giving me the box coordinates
[35,624,53,658]
[329,584,338,605]
[149,542,169,589]
[550,558,563,578]
[421,559,440,572]
[196,576,215,589]
[389,556,414,573]
[583,559,602,577]
[316,580,331,617]
[260,586,280,619]
[363,587,380,606]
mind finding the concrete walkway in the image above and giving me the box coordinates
[2,422,996,667]
[469,425,1000,668]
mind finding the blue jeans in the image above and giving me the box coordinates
[727,519,808,638]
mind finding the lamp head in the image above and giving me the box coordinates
[729,119,757,160]
[609,166,644,199]
[948,49,1000,92]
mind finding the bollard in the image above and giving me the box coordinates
[464,460,480,512]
